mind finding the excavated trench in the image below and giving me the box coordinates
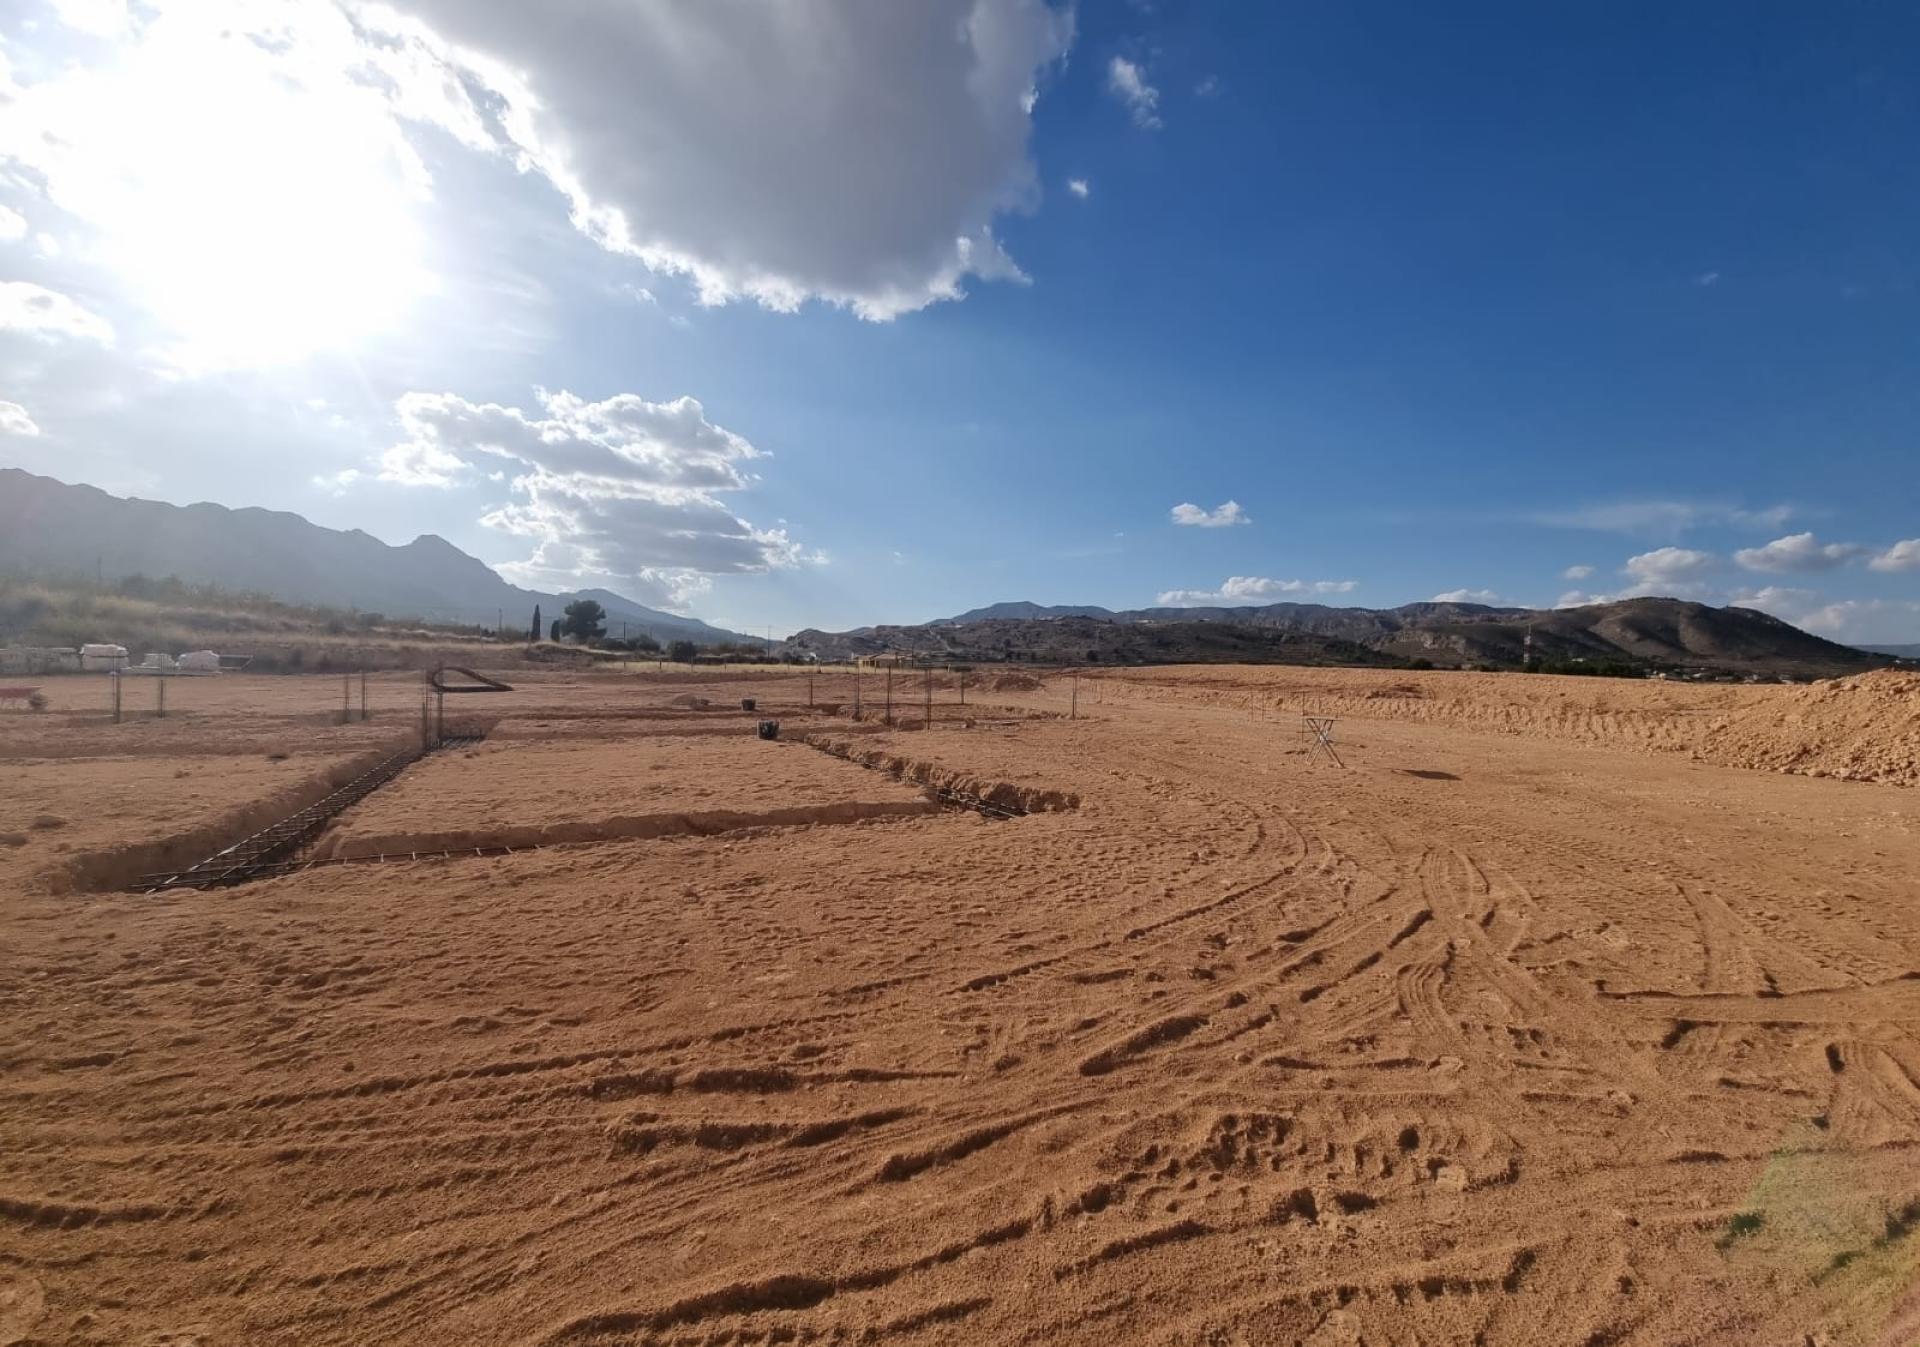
[108,717,1078,894]
[799,734,1080,819]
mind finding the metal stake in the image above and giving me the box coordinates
[111,670,121,723]
[156,676,166,719]
[924,666,932,728]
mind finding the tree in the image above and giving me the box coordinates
[561,599,606,642]
[550,618,563,642]
[667,639,697,663]
[529,604,541,644]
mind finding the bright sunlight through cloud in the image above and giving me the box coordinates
[4,2,431,369]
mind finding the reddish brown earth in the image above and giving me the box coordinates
[2,667,1918,1346]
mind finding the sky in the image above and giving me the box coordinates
[1,0,1917,643]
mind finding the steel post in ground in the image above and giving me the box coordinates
[341,673,350,725]
[885,666,893,724]
[1071,674,1078,720]
[360,670,368,721]
[808,671,814,709]
[924,666,932,728]
[111,670,121,723]
[853,668,861,717]
[156,676,165,719]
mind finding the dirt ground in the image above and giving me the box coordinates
[2,666,1918,1346]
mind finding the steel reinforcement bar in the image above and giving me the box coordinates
[134,734,485,893]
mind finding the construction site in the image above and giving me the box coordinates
[2,663,1918,1346]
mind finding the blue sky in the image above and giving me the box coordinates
[1,0,1916,641]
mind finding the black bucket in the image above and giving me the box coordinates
[757,719,779,740]
[741,697,757,711]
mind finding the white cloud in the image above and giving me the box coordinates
[1561,564,1594,580]
[1066,178,1090,199]
[1431,589,1504,604]
[49,0,133,37]
[1732,531,1867,574]
[1869,539,1920,573]
[0,282,115,345]
[1155,576,1357,606]
[380,387,807,605]
[1623,546,1717,586]
[1723,585,1920,644]
[1793,599,1920,645]
[377,0,1075,320]
[1170,499,1249,528]
[1107,56,1162,129]
[1694,270,1720,287]
[1556,590,1610,608]
[1530,501,1793,536]
[0,207,26,242]
[0,400,41,436]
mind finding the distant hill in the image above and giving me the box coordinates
[0,469,748,645]
[938,601,1119,623]
[795,596,1884,678]
[1858,643,1920,660]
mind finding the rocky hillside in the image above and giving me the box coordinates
[0,469,747,644]
[793,597,1884,678]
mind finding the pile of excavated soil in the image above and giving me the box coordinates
[1698,669,1920,786]
[1090,665,1920,786]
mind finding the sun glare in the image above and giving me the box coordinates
[25,5,431,368]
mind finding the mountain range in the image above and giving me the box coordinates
[791,597,1887,678]
[0,469,749,645]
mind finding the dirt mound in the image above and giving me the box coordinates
[666,693,711,709]
[1699,668,1920,786]
[989,672,1044,692]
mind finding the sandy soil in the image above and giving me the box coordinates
[3,666,1918,1345]
[313,737,938,858]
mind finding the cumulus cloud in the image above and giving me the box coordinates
[0,282,115,345]
[379,387,808,606]
[1869,539,1920,573]
[1561,564,1594,580]
[0,207,26,242]
[0,400,41,436]
[375,0,1074,320]
[1556,590,1609,608]
[1107,56,1161,128]
[1792,599,1920,644]
[1155,576,1357,606]
[1066,178,1090,199]
[1623,546,1716,586]
[1170,500,1249,528]
[1431,589,1503,604]
[1731,586,1920,644]
[1732,532,1867,574]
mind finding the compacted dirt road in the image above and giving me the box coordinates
[3,668,1917,1345]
